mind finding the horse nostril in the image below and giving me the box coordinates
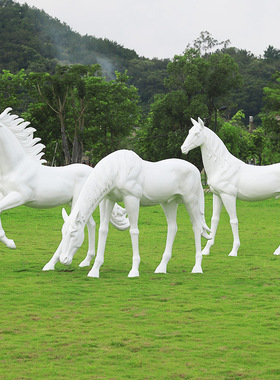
[60,256,68,265]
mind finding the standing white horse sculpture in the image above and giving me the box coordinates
[59,149,211,277]
[181,117,280,257]
[0,108,129,270]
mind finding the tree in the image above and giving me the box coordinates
[190,31,231,55]
[264,45,280,62]
[136,48,242,165]
[27,64,102,164]
[0,69,27,112]
[84,71,141,164]
[260,71,280,158]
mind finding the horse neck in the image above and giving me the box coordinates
[72,150,141,223]
[0,127,27,173]
[71,151,121,222]
[200,127,236,177]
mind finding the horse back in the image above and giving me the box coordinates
[26,164,93,208]
[141,159,201,205]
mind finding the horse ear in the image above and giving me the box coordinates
[62,208,68,222]
[198,117,204,127]
[191,118,196,125]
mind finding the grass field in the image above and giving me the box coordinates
[0,195,280,379]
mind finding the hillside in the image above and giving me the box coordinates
[0,0,141,77]
[0,0,169,108]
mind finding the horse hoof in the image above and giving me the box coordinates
[87,270,99,278]
[42,263,55,271]
[191,266,203,274]
[79,259,91,267]
[128,270,139,278]
[7,240,16,249]
[228,252,237,257]
[154,265,167,274]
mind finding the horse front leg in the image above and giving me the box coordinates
[87,199,114,278]
[220,193,240,257]
[123,196,140,278]
[202,194,223,255]
[0,217,16,249]
[154,201,178,274]
[42,242,62,271]
[79,215,96,267]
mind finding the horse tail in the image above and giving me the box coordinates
[110,204,130,230]
[199,183,212,240]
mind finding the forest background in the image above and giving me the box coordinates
[1,0,280,169]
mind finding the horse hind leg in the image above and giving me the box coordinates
[154,201,178,274]
[202,194,223,255]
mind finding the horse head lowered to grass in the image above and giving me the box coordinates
[181,117,280,257]
[0,108,129,270]
[59,149,211,277]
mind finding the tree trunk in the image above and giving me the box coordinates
[59,113,71,165]
[72,136,82,163]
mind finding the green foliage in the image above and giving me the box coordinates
[217,111,270,165]
[225,47,280,124]
[0,69,27,112]
[136,49,242,165]
[260,71,280,159]
[1,199,280,378]
[0,66,141,165]
[218,111,248,159]
[126,58,169,112]
[84,71,141,164]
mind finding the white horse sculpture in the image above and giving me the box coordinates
[181,117,280,257]
[59,149,211,277]
[0,108,129,270]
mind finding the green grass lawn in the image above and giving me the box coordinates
[0,196,280,379]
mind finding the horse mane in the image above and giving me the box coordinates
[204,126,238,167]
[0,108,47,164]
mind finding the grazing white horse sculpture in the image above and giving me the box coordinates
[0,108,129,270]
[59,149,211,277]
[181,117,280,257]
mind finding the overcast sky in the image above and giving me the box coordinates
[17,0,280,59]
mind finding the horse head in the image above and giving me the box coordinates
[181,117,206,154]
[59,208,85,266]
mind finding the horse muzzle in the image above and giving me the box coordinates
[181,144,189,154]
[60,255,72,266]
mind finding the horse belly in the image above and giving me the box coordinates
[26,171,76,208]
[141,174,180,206]
[238,166,280,201]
